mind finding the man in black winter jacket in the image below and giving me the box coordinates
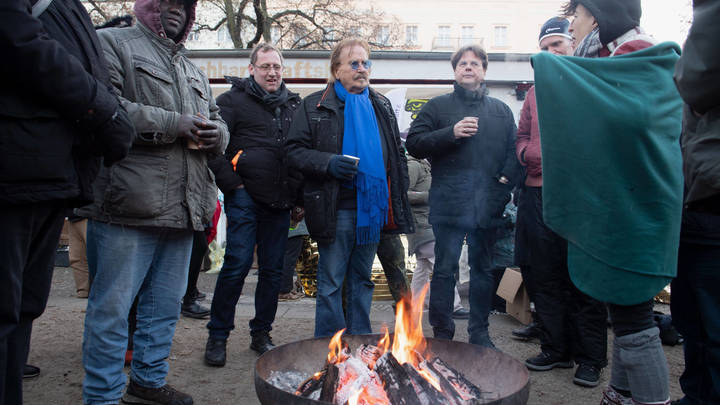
[204,43,302,365]
[0,1,133,403]
[406,44,518,349]
[286,38,414,338]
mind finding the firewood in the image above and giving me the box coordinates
[296,366,327,398]
[319,363,339,403]
[374,352,427,405]
[356,344,383,368]
[425,357,487,402]
[401,362,455,404]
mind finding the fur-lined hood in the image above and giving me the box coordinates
[133,0,196,43]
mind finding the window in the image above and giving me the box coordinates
[217,26,231,43]
[271,26,281,44]
[377,26,390,46]
[438,25,450,47]
[187,24,200,42]
[494,25,508,47]
[405,25,418,46]
[461,25,474,46]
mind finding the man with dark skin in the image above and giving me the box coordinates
[79,0,228,403]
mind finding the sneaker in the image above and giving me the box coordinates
[122,379,193,405]
[181,302,210,319]
[601,386,633,405]
[452,308,470,319]
[573,363,601,387]
[525,352,574,371]
[250,331,276,354]
[512,322,541,341]
[23,364,40,379]
[204,337,227,367]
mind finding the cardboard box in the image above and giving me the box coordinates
[496,267,532,325]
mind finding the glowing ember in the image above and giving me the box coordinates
[418,368,443,392]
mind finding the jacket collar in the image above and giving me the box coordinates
[453,82,488,102]
[317,83,383,112]
[224,76,300,104]
[137,21,187,55]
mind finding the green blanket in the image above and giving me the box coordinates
[532,43,683,305]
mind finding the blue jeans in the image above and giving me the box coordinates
[671,242,720,405]
[82,221,192,405]
[430,224,494,347]
[315,210,377,337]
[207,188,289,339]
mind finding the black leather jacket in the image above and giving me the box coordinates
[286,84,414,243]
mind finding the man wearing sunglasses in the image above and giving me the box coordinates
[204,43,302,365]
[286,38,414,338]
[406,45,519,349]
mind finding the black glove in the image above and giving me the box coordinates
[327,155,358,180]
[95,105,134,167]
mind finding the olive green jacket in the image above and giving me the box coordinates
[79,23,228,230]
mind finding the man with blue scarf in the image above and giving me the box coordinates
[286,39,414,338]
[406,45,519,349]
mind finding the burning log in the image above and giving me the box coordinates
[295,367,326,398]
[374,352,427,405]
[422,357,488,403]
[401,363,452,404]
[356,344,383,368]
[319,364,339,403]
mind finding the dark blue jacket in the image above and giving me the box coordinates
[406,83,519,228]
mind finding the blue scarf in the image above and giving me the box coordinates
[333,81,388,245]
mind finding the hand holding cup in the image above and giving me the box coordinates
[453,116,479,139]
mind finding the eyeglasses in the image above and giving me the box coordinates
[349,60,372,70]
[254,64,283,73]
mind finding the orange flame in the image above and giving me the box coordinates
[391,284,429,366]
[377,325,390,355]
[327,328,346,364]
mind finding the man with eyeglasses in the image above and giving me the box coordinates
[406,45,519,349]
[286,38,414,338]
[79,0,228,403]
[203,43,302,366]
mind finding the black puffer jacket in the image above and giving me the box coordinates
[209,77,302,210]
[406,83,519,228]
[675,0,720,214]
[285,84,414,243]
[0,0,119,205]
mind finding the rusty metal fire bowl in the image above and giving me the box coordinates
[255,334,530,404]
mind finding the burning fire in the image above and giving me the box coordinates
[327,328,348,364]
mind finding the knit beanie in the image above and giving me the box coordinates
[577,0,641,45]
[538,17,572,45]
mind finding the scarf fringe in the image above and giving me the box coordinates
[355,172,388,245]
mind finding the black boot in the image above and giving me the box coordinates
[181,300,210,319]
[250,331,276,354]
[511,322,541,341]
[204,337,227,367]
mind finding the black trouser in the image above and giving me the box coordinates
[607,300,654,337]
[281,236,304,294]
[376,233,410,303]
[524,187,607,367]
[0,201,66,405]
[515,188,539,323]
[183,230,208,304]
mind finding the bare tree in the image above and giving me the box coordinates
[198,0,403,49]
[83,0,134,26]
[82,0,402,50]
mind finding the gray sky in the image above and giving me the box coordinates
[641,0,692,45]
